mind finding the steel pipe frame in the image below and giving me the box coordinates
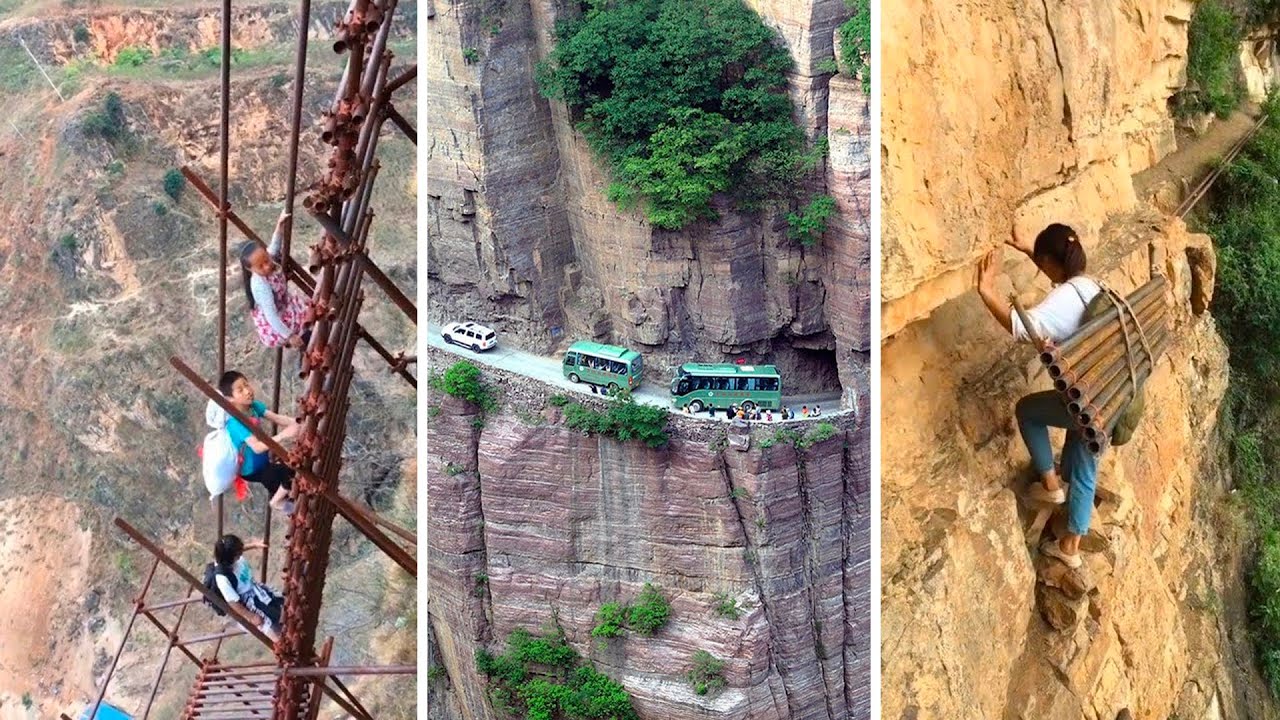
[141,592,196,719]
[278,244,368,709]
[139,610,203,666]
[385,103,416,144]
[1075,331,1169,427]
[200,665,414,679]
[111,1,415,716]
[170,340,412,717]
[169,357,415,575]
[1049,287,1165,384]
[143,596,203,613]
[179,167,416,388]
[1038,277,1165,362]
[1176,112,1269,218]
[87,557,161,720]
[217,0,230,381]
[1069,324,1169,419]
[384,64,415,94]
[115,518,372,720]
[1057,299,1165,395]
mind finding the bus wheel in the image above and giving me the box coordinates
[689,400,704,413]
[608,382,620,394]
[742,401,757,412]
[569,373,580,384]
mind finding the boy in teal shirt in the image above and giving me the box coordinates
[218,370,301,514]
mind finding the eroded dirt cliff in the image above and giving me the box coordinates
[882,1,1266,718]
[0,3,417,716]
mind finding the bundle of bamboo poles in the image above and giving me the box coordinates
[1018,275,1168,455]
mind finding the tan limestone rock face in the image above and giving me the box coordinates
[1239,33,1279,101]
[882,213,1231,719]
[882,0,1192,337]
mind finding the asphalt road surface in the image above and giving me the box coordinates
[427,322,845,422]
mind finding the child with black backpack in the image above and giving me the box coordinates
[203,534,285,642]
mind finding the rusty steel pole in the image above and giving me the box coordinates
[214,0,233,543]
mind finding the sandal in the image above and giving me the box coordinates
[1027,481,1065,505]
[1040,539,1082,569]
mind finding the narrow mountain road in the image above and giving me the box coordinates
[426,322,845,422]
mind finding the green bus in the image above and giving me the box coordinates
[562,341,644,392]
[669,363,782,412]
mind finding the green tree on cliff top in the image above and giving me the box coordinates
[536,0,819,231]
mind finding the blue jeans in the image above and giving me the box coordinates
[1015,390,1097,536]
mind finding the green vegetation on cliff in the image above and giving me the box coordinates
[477,627,638,720]
[839,0,870,93]
[561,390,669,448]
[536,0,830,237]
[435,361,499,415]
[1206,93,1280,696]
[1207,93,1280,375]
[1178,0,1280,118]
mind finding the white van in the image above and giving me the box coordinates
[442,321,497,352]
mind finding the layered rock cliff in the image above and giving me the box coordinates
[426,0,869,398]
[883,1,1267,718]
[426,348,871,719]
[427,0,870,716]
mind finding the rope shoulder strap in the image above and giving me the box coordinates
[1092,280,1155,393]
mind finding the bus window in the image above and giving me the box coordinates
[677,378,691,394]
[734,377,749,391]
[565,352,578,365]
[762,377,778,391]
[610,360,624,374]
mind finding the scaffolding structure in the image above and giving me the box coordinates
[64,0,419,716]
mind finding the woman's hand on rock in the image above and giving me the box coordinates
[976,250,1000,292]
[1007,223,1032,255]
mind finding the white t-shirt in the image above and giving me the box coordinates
[1011,277,1101,344]
[213,557,254,604]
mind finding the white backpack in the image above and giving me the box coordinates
[199,401,242,499]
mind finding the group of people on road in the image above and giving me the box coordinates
[682,403,822,421]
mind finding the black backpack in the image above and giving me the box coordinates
[202,563,235,617]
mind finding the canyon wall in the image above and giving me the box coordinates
[882,1,1257,718]
[426,348,871,719]
[881,0,1193,338]
[426,0,869,397]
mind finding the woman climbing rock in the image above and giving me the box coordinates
[976,223,1100,569]
[239,209,313,355]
